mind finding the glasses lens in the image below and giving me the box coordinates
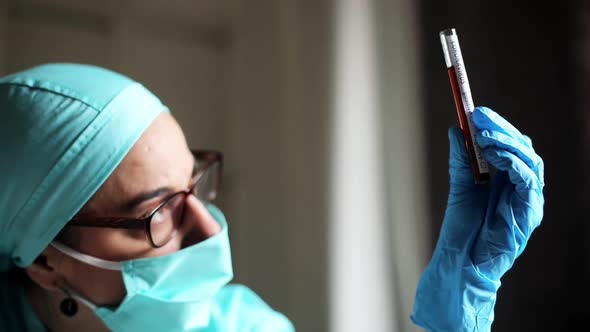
[149,193,186,246]
[194,161,220,202]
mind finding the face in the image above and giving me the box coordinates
[26,112,221,306]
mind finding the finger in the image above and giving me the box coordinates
[476,129,543,171]
[482,148,543,191]
[471,183,543,278]
[448,127,475,186]
[472,107,532,149]
[522,134,533,148]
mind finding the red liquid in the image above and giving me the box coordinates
[447,67,489,184]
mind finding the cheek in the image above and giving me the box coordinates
[58,229,144,306]
[64,255,127,307]
[75,228,154,261]
[60,229,181,306]
[72,220,184,260]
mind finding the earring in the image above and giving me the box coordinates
[59,288,78,317]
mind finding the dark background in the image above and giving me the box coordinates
[419,0,587,330]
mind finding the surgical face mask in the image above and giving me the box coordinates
[50,204,233,332]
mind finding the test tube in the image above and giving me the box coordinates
[439,28,490,184]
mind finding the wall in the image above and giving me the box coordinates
[0,0,431,330]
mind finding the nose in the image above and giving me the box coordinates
[179,194,221,247]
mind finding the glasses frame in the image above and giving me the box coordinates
[66,149,223,248]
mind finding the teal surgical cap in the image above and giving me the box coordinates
[0,63,168,271]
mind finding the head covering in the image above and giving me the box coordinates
[0,63,168,271]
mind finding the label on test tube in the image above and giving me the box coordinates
[440,29,490,180]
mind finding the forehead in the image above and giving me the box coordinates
[83,112,193,214]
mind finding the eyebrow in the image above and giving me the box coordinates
[121,158,199,215]
[122,187,174,214]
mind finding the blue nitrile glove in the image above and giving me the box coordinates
[411,106,544,332]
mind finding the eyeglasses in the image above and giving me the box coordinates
[66,150,223,248]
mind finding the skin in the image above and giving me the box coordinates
[24,112,221,329]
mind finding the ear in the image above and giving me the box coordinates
[25,246,67,291]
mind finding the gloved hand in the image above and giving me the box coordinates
[411,106,544,332]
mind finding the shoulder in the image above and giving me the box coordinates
[208,284,295,332]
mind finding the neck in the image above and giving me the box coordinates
[24,279,110,332]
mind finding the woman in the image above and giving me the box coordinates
[0,63,294,331]
[0,63,544,331]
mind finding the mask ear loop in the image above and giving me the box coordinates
[50,242,121,271]
[51,241,116,314]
